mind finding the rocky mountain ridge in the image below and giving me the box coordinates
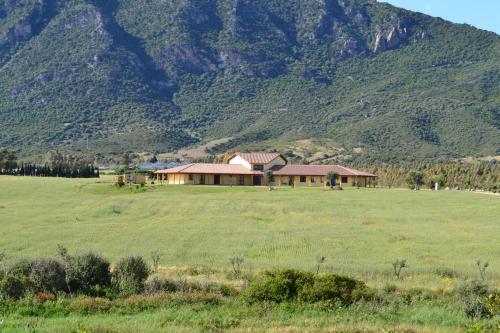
[0,0,498,161]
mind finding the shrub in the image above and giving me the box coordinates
[7,258,34,277]
[382,283,397,294]
[434,267,458,278]
[246,269,374,305]
[0,274,31,299]
[475,259,489,280]
[315,255,326,274]
[391,259,407,279]
[406,171,424,190]
[245,269,314,303]
[484,293,500,315]
[143,274,177,295]
[457,281,493,319]
[68,296,113,314]
[298,273,375,305]
[66,252,111,295]
[150,251,161,274]
[113,256,149,296]
[228,256,244,278]
[34,291,56,303]
[29,258,67,293]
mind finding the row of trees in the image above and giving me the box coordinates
[353,161,499,192]
[0,149,99,178]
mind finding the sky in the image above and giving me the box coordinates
[380,0,500,34]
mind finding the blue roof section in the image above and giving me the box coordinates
[137,162,184,171]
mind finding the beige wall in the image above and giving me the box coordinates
[159,173,372,187]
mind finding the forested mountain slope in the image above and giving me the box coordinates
[0,0,498,162]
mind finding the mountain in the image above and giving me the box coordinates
[0,0,499,162]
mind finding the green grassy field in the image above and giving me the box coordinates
[0,176,499,285]
[0,175,499,332]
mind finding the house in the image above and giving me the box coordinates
[154,152,376,187]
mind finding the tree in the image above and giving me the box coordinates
[264,170,274,190]
[0,148,18,173]
[437,174,448,188]
[326,171,339,189]
[406,171,424,190]
[43,150,64,168]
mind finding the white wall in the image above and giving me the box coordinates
[228,155,252,170]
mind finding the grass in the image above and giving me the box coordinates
[0,175,499,332]
[0,299,482,333]
[0,176,498,286]
[1,176,499,279]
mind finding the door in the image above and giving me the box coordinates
[214,175,221,185]
[200,175,206,185]
[253,176,262,186]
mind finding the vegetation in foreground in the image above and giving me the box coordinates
[0,247,499,333]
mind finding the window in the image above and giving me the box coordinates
[300,176,306,183]
[253,164,264,171]
[188,174,193,181]
[342,176,348,184]
[239,175,245,185]
[311,176,316,183]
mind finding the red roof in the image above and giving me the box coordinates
[155,163,260,175]
[271,165,376,177]
[229,152,287,164]
[155,163,375,177]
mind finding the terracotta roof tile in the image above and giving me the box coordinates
[232,152,286,164]
[270,164,376,177]
[155,163,260,175]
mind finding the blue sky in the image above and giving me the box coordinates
[380,0,500,34]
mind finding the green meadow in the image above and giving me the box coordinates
[1,176,498,284]
[0,175,499,332]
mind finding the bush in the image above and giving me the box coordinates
[0,274,32,299]
[298,273,374,305]
[434,267,458,278]
[29,258,67,293]
[246,269,374,305]
[245,269,314,303]
[114,256,149,296]
[34,291,56,303]
[7,258,35,278]
[143,274,178,295]
[484,293,500,315]
[68,296,113,314]
[66,252,111,295]
[457,281,493,319]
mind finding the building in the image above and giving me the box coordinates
[118,170,146,186]
[154,152,376,187]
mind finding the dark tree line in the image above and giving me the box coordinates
[0,149,99,178]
